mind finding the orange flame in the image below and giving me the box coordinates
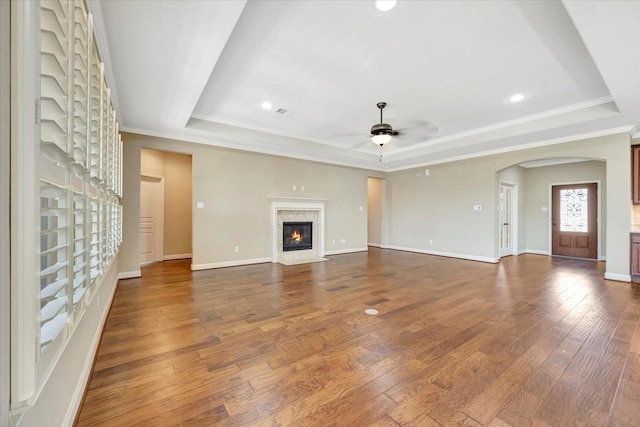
[291,230,303,241]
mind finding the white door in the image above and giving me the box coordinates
[140,176,163,265]
[499,184,514,257]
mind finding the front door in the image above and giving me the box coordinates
[551,183,597,259]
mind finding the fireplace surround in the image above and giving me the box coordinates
[269,197,326,264]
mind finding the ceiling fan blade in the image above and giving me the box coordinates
[397,120,440,136]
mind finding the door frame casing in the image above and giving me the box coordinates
[140,174,164,266]
[548,180,602,260]
[498,181,518,258]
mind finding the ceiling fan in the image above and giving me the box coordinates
[370,102,397,146]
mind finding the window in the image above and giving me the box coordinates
[11,0,123,406]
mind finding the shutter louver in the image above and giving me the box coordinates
[40,0,71,163]
[39,181,69,351]
[72,0,89,170]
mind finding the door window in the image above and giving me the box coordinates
[559,188,588,232]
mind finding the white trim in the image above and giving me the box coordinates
[604,272,631,282]
[121,126,384,172]
[118,270,142,280]
[599,256,606,261]
[390,96,615,155]
[382,245,498,264]
[523,249,550,256]
[269,198,326,263]
[384,125,635,172]
[10,0,39,406]
[0,0,10,422]
[367,242,382,248]
[62,272,118,427]
[325,247,369,256]
[163,253,192,261]
[191,257,271,271]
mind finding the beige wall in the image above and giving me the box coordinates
[367,177,384,245]
[120,133,384,274]
[385,133,630,279]
[122,132,631,280]
[523,161,606,256]
[140,148,193,258]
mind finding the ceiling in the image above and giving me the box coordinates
[94,0,640,171]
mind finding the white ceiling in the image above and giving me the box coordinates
[94,0,640,171]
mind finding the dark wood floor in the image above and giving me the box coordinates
[76,249,640,426]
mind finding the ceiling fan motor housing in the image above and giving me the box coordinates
[371,123,397,136]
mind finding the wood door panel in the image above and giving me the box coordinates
[559,235,571,247]
[575,236,589,248]
[552,183,597,259]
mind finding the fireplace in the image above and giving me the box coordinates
[283,221,312,252]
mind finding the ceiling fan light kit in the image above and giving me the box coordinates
[372,133,392,145]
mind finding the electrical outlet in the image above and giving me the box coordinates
[359,206,363,211]
[301,185,305,192]
[292,185,297,191]
[332,239,336,245]
[340,238,346,244]
[234,246,239,253]
[196,201,204,209]
[429,240,433,245]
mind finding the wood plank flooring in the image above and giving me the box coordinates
[75,249,640,426]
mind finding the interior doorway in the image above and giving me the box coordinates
[498,182,517,257]
[139,175,164,265]
[139,148,193,267]
[367,177,385,247]
[551,182,598,259]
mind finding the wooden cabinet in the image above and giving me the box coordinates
[631,234,640,282]
[633,145,640,204]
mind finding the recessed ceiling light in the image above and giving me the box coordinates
[509,93,525,103]
[261,101,273,110]
[375,0,397,12]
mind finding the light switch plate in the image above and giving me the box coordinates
[473,204,482,211]
[541,206,548,212]
[196,202,204,209]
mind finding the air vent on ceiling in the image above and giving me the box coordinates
[274,108,289,115]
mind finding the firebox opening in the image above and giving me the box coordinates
[283,221,312,252]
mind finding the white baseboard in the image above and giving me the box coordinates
[523,249,550,256]
[367,242,382,248]
[118,270,141,280]
[191,257,271,271]
[164,253,192,261]
[324,247,369,256]
[604,272,631,282]
[382,245,498,264]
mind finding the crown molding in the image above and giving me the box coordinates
[383,125,635,172]
[386,96,615,155]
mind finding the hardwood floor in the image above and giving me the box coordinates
[76,249,640,426]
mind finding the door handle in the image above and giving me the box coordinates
[503,223,509,226]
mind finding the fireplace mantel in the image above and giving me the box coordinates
[268,196,328,204]
[269,197,326,263]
